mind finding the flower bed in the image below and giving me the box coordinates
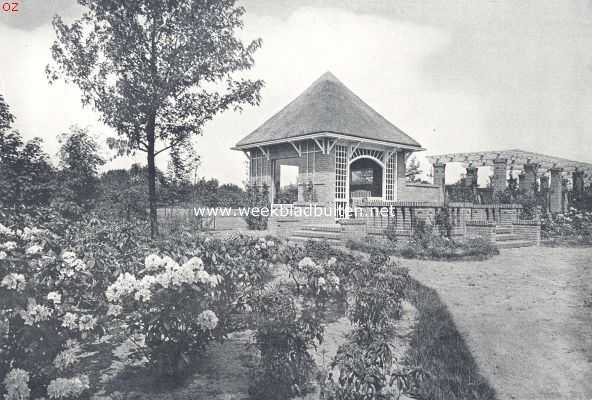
[1,207,495,399]
[541,208,592,246]
[346,235,499,261]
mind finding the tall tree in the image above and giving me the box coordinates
[47,0,263,236]
[0,94,15,131]
[406,156,423,182]
[56,126,105,210]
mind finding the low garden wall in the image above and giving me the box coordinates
[466,221,497,244]
[512,220,541,245]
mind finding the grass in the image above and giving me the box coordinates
[404,279,497,400]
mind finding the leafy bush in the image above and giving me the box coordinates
[0,221,103,399]
[244,184,270,230]
[250,289,324,400]
[321,257,417,400]
[346,226,499,261]
[385,223,397,242]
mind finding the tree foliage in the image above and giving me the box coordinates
[48,0,264,237]
[0,94,15,131]
[52,127,105,216]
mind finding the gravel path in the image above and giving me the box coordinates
[403,246,592,400]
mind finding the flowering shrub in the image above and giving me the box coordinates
[105,253,223,375]
[0,222,102,399]
[541,208,592,244]
[105,234,279,376]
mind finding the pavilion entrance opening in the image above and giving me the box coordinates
[349,157,383,199]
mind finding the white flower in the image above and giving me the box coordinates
[62,251,77,264]
[107,304,123,316]
[327,257,337,267]
[53,347,79,371]
[21,304,52,326]
[1,273,26,291]
[47,375,89,399]
[78,315,96,332]
[267,240,275,247]
[25,245,43,256]
[3,368,30,400]
[317,277,326,287]
[144,254,163,271]
[0,241,17,251]
[298,257,316,269]
[197,310,218,330]
[182,257,204,271]
[47,291,62,304]
[134,287,152,302]
[327,273,340,287]
[162,256,179,271]
[105,273,138,303]
[0,251,7,260]
[20,227,46,241]
[62,312,78,330]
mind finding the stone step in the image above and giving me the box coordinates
[495,233,522,241]
[287,236,342,245]
[302,224,343,233]
[497,240,537,249]
[496,226,513,234]
[292,230,343,240]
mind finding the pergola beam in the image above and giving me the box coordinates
[427,149,592,176]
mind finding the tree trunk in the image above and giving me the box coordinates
[147,115,158,238]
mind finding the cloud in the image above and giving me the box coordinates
[0,0,80,30]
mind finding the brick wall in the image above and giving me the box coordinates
[512,221,541,244]
[466,221,496,244]
[397,181,444,203]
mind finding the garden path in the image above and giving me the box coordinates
[403,246,592,400]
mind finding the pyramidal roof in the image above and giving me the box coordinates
[235,72,422,149]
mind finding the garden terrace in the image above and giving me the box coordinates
[427,149,592,213]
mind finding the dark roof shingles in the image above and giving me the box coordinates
[236,72,421,148]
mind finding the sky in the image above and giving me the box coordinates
[1,0,591,186]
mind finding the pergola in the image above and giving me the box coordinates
[426,149,592,212]
[426,149,592,176]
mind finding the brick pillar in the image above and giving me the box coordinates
[549,168,562,213]
[465,166,478,187]
[562,178,569,212]
[540,176,549,191]
[433,163,446,187]
[492,158,507,194]
[522,162,538,196]
[518,173,526,190]
[573,168,585,202]
[540,175,550,212]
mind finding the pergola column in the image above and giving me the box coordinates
[573,168,585,202]
[522,162,538,195]
[465,166,479,187]
[492,158,507,194]
[432,162,446,187]
[549,167,563,213]
[518,172,526,190]
[562,178,569,212]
